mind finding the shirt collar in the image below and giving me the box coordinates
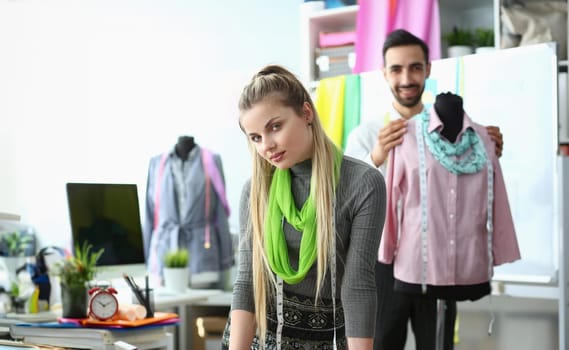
[427,105,475,136]
[169,144,201,160]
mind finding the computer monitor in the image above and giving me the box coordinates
[65,183,147,283]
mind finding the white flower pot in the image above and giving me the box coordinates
[447,45,473,57]
[475,46,496,54]
[163,267,189,293]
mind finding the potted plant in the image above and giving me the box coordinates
[55,241,104,318]
[162,248,189,293]
[443,27,473,57]
[474,28,495,53]
[1,231,33,257]
[0,230,35,284]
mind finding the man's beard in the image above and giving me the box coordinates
[392,84,425,108]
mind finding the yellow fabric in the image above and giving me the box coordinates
[315,76,346,147]
[28,287,40,313]
[454,313,460,344]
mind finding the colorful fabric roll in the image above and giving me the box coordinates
[353,0,441,73]
[315,75,346,147]
[342,74,361,149]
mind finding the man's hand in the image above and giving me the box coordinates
[371,119,407,167]
[486,126,503,158]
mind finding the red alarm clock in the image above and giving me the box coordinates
[88,286,119,321]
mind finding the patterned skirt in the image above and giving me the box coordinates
[221,290,346,350]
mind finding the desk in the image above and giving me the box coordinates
[115,284,223,350]
[153,288,224,350]
[188,292,232,350]
[0,289,221,350]
[192,292,232,308]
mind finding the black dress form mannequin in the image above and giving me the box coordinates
[395,96,493,299]
[175,136,196,161]
[434,92,464,143]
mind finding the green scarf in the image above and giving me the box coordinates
[265,150,342,285]
[420,111,487,175]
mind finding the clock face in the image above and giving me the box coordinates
[89,291,119,321]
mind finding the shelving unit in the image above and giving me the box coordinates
[300,1,497,85]
[560,61,569,144]
[299,3,358,87]
[300,0,568,83]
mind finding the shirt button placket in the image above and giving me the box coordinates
[448,175,458,283]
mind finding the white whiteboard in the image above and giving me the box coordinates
[427,44,559,284]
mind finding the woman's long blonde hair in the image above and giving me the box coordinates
[238,65,339,344]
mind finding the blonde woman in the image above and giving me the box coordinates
[223,65,386,350]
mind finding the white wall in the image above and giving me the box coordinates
[0,0,302,249]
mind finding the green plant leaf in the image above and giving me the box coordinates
[56,241,104,288]
[1,231,33,257]
[443,27,473,46]
[164,249,189,268]
[474,28,494,47]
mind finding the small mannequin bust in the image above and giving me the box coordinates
[175,136,196,161]
[434,92,464,143]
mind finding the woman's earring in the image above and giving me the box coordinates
[307,122,312,127]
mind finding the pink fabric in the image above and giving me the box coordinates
[379,109,520,286]
[201,148,230,216]
[319,30,357,48]
[149,152,169,277]
[353,0,442,73]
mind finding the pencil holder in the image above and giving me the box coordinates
[131,288,155,318]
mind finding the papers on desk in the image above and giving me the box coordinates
[5,312,58,323]
[0,339,66,349]
[9,312,179,349]
[81,311,178,327]
[0,213,21,221]
[10,326,167,349]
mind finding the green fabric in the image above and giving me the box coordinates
[342,74,361,150]
[265,149,343,285]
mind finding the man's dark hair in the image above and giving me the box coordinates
[382,29,429,63]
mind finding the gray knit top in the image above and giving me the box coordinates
[231,155,386,338]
